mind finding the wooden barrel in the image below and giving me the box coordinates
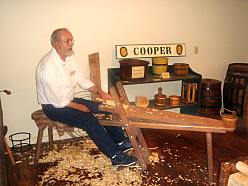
[200,78,222,115]
[152,57,168,75]
[244,86,248,118]
[223,63,248,116]
[173,63,189,76]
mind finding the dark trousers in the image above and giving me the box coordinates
[42,98,126,158]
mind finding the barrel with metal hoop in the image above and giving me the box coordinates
[223,63,248,116]
[199,78,222,115]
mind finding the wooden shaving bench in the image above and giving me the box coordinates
[99,80,227,185]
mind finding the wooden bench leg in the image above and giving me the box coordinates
[48,126,53,150]
[206,132,214,185]
[125,126,147,169]
[133,127,149,162]
[34,128,45,165]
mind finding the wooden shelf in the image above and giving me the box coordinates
[108,65,202,115]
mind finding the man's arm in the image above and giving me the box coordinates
[66,86,111,113]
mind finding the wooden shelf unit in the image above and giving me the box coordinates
[108,65,202,115]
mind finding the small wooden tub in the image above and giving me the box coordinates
[169,95,180,106]
[173,63,189,76]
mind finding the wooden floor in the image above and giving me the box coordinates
[4,116,248,186]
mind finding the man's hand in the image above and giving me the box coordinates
[88,86,112,100]
[99,91,112,100]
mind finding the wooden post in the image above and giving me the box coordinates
[0,97,7,186]
[89,52,101,101]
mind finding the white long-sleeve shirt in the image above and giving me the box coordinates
[36,48,94,108]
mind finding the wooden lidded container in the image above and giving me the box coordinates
[173,63,189,76]
[152,57,168,75]
[154,87,166,109]
[119,59,149,81]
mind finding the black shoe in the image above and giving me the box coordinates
[118,138,133,153]
[111,152,137,167]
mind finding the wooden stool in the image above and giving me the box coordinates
[31,110,74,164]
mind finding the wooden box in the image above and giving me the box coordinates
[119,59,149,81]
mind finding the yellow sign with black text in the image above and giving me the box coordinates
[116,43,186,59]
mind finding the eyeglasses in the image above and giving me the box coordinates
[57,39,75,45]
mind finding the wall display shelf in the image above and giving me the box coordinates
[108,65,202,115]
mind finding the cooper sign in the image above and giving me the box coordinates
[116,43,186,59]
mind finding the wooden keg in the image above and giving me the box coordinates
[200,78,222,116]
[223,63,248,116]
[152,57,168,75]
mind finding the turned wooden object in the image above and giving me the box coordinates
[154,87,166,108]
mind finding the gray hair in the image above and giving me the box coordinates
[50,28,69,44]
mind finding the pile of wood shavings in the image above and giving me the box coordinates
[149,152,160,165]
[39,139,143,186]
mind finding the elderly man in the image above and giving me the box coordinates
[36,28,136,166]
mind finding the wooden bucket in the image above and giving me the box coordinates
[220,108,237,132]
[152,57,168,75]
[173,63,189,76]
[223,63,248,116]
[200,79,222,115]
